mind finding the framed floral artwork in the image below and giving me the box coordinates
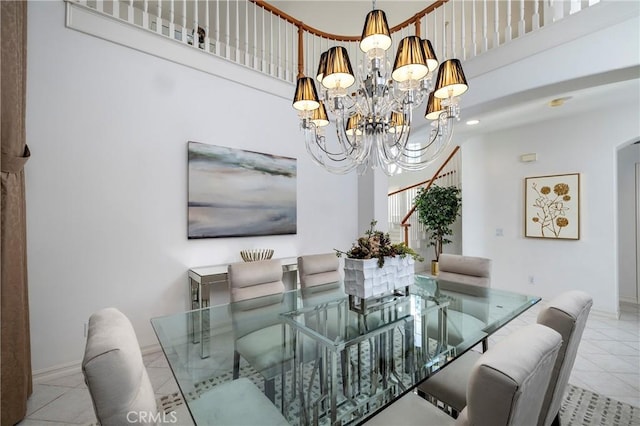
[525,173,580,240]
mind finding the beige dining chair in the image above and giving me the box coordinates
[228,259,293,402]
[83,308,289,426]
[365,323,562,426]
[418,290,592,425]
[298,253,341,290]
[438,253,492,287]
[432,253,493,351]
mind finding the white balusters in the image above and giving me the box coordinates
[181,0,186,43]
[155,0,161,34]
[142,0,149,31]
[493,0,500,48]
[482,0,489,53]
[75,0,600,87]
[518,0,526,37]
[505,0,512,42]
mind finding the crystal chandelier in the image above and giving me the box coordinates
[291,6,469,176]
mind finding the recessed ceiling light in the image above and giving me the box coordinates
[466,119,480,125]
[548,96,572,107]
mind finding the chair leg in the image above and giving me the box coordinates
[233,350,241,379]
[265,378,276,403]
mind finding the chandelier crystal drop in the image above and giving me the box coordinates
[291,5,469,176]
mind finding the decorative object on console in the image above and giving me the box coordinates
[335,220,422,299]
[525,173,580,240]
[188,141,297,238]
[240,249,275,262]
[291,4,469,175]
[414,184,462,274]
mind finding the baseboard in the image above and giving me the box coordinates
[32,343,163,384]
[590,307,621,320]
[620,297,639,306]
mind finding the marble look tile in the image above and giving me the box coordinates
[568,376,594,392]
[38,372,86,389]
[147,366,176,391]
[575,340,610,355]
[589,340,640,356]
[578,372,639,398]
[612,373,640,392]
[155,376,180,396]
[27,388,96,424]
[583,354,638,374]
[572,354,604,372]
[25,385,68,416]
[18,420,74,426]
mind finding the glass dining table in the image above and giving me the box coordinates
[151,275,540,426]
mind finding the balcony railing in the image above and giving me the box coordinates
[67,0,600,85]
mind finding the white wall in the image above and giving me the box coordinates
[618,143,640,303]
[461,104,640,316]
[25,1,359,373]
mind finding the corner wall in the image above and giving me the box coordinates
[461,105,640,316]
[25,1,358,373]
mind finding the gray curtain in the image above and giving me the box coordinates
[1,2,32,424]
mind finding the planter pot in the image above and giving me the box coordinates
[431,260,439,276]
[344,256,415,299]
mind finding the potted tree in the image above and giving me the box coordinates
[414,185,462,275]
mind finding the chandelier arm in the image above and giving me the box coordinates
[304,129,361,174]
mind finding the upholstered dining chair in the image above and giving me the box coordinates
[418,290,593,426]
[431,254,493,350]
[228,259,294,402]
[438,253,492,287]
[298,253,341,290]
[365,323,562,426]
[82,307,158,425]
[83,307,289,426]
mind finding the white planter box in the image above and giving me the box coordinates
[344,256,415,299]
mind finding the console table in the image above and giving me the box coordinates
[188,257,299,310]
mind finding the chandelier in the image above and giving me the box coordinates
[291,6,469,176]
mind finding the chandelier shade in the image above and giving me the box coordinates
[292,76,320,111]
[346,113,363,136]
[292,3,469,175]
[311,101,329,127]
[425,92,445,120]
[434,58,469,99]
[391,36,429,83]
[321,46,355,90]
[421,39,439,73]
[316,51,328,82]
[388,111,407,134]
[360,9,392,53]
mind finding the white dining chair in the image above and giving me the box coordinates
[418,290,592,425]
[365,323,562,426]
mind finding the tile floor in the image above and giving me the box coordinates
[18,302,640,425]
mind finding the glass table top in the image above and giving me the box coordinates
[151,275,540,425]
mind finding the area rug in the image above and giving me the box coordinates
[159,377,640,426]
[559,384,640,426]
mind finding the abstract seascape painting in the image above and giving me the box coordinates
[188,141,297,238]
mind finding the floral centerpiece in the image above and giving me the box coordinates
[335,220,423,299]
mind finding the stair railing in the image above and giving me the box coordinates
[388,145,461,246]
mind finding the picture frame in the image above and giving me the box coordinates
[524,173,580,240]
[188,141,297,238]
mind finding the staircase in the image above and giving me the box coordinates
[388,146,461,257]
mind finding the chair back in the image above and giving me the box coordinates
[438,254,492,287]
[82,308,158,426]
[536,291,593,426]
[298,253,341,289]
[459,323,562,426]
[228,259,284,305]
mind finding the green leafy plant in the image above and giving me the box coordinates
[414,185,462,262]
[335,220,423,267]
